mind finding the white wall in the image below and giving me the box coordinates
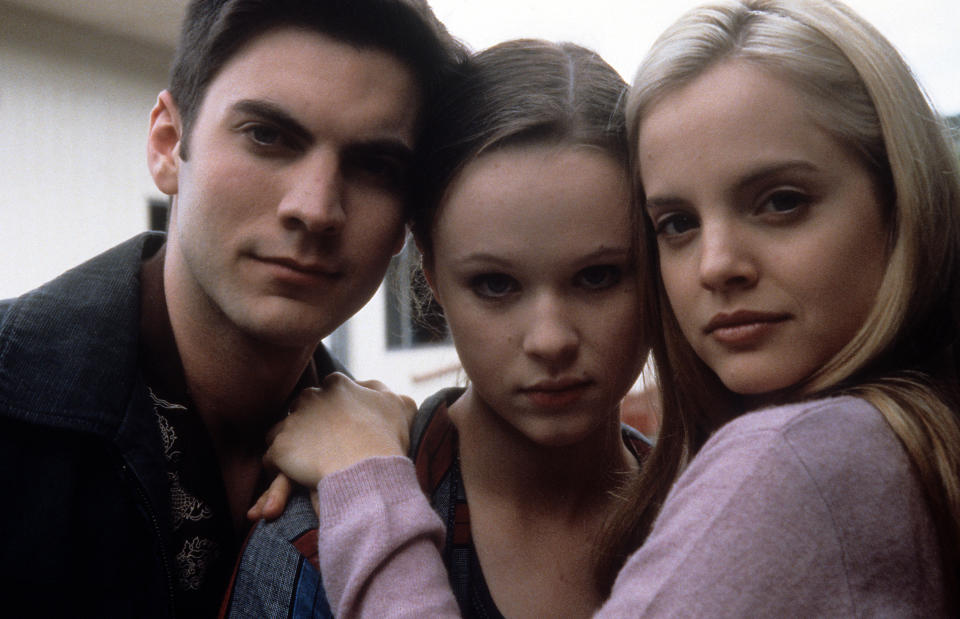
[0,2,170,299]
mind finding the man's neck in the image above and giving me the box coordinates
[175,324,313,452]
[140,244,324,531]
[140,245,318,453]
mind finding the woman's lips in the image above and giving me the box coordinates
[705,310,790,348]
[520,379,591,407]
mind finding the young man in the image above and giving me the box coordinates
[0,1,462,616]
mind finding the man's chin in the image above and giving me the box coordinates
[228,303,337,351]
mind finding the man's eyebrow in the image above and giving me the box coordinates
[231,99,313,145]
[230,98,414,161]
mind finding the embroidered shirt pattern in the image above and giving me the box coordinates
[149,388,220,592]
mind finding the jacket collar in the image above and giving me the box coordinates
[0,232,165,436]
[0,231,346,437]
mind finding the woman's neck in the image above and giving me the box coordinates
[448,385,637,520]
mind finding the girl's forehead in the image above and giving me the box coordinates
[432,144,633,260]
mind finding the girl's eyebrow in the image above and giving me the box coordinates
[644,160,821,210]
[644,195,686,211]
[735,160,820,189]
[457,246,630,267]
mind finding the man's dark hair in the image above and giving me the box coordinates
[169,0,465,159]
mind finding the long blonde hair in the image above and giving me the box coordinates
[597,0,960,600]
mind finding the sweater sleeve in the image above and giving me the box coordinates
[316,456,462,618]
[314,432,840,618]
[599,424,851,616]
[315,400,942,617]
[596,397,941,617]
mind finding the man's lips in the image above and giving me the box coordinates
[257,256,342,278]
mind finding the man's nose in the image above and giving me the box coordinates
[277,150,345,235]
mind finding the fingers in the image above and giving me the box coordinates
[309,489,320,516]
[247,474,294,522]
[330,373,390,395]
[321,371,353,388]
[251,376,415,524]
[399,394,417,425]
[265,373,418,482]
[263,474,293,520]
[357,378,390,392]
[320,374,417,428]
[246,493,268,522]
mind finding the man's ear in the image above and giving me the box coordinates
[147,90,183,196]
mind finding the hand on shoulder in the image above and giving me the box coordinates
[262,372,417,493]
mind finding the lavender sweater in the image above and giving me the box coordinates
[315,396,946,617]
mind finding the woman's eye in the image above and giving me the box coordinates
[654,212,699,236]
[470,273,518,299]
[576,265,622,290]
[760,190,809,215]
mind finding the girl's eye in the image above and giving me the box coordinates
[759,190,809,215]
[576,265,622,290]
[654,212,699,237]
[470,273,518,299]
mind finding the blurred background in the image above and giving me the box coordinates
[1,0,957,430]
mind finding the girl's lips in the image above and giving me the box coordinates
[709,321,780,348]
[705,310,790,348]
[704,309,790,334]
[521,379,591,407]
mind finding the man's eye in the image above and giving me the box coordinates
[346,155,409,189]
[470,273,518,299]
[247,125,282,146]
[576,265,622,290]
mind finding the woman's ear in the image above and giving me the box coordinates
[415,237,441,305]
[147,90,183,196]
